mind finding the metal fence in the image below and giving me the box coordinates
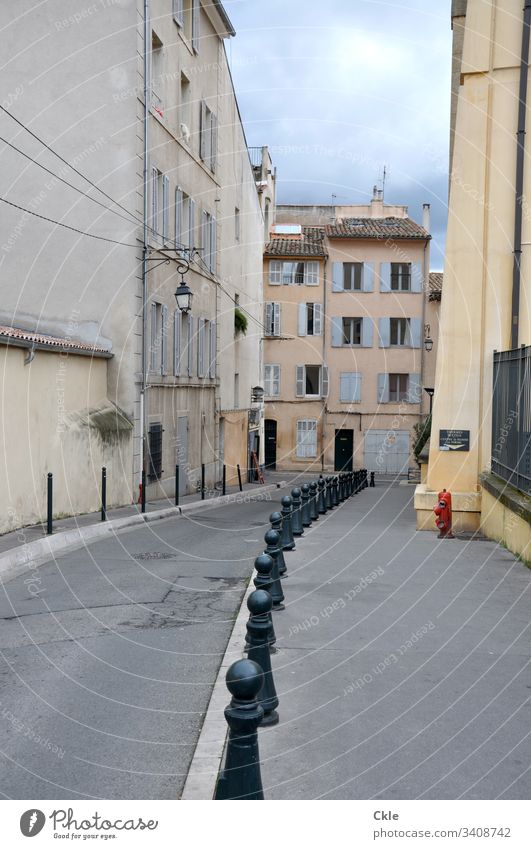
[491,345,531,495]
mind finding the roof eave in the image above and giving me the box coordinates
[0,335,113,358]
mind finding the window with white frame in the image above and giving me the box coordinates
[264,364,280,397]
[390,317,412,346]
[296,364,329,398]
[343,263,363,291]
[389,373,409,402]
[390,263,412,291]
[268,260,319,286]
[340,372,362,403]
[265,303,281,337]
[298,303,322,336]
[200,101,217,172]
[377,373,421,403]
[173,0,199,51]
[342,317,362,345]
[150,31,164,114]
[296,419,318,458]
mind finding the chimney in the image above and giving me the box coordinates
[422,203,431,233]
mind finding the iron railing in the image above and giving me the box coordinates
[491,345,531,495]
[248,146,263,169]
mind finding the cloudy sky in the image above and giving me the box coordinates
[224,0,452,269]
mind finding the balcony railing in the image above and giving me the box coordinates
[491,344,531,495]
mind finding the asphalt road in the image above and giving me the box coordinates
[0,495,278,799]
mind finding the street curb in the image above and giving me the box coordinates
[0,483,284,584]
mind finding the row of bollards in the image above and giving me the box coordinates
[214,468,369,799]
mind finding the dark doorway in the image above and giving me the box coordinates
[264,419,277,469]
[334,429,353,471]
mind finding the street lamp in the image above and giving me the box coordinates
[424,387,434,416]
[424,324,433,352]
[174,260,193,313]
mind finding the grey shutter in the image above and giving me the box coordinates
[174,309,181,376]
[209,321,216,377]
[331,316,343,347]
[361,317,373,347]
[202,209,209,261]
[273,365,280,395]
[332,262,343,292]
[162,175,170,242]
[408,373,421,404]
[265,303,273,335]
[296,365,304,397]
[378,317,390,347]
[314,303,323,335]
[377,373,390,403]
[187,315,194,377]
[321,365,329,398]
[173,0,183,25]
[363,262,375,292]
[199,101,207,159]
[211,113,218,172]
[298,303,307,336]
[175,188,183,248]
[353,373,361,402]
[151,167,158,234]
[411,262,423,293]
[269,260,281,285]
[188,198,195,249]
[150,303,157,371]
[380,262,391,292]
[210,215,216,272]
[340,373,350,402]
[410,317,422,348]
[273,303,281,336]
[192,0,199,51]
[197,318,205,377]
[161,304,168,375]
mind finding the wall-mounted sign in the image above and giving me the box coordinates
[439,429,470,452]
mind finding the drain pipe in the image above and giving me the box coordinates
[141,0,150,490]
[511,1,531,350]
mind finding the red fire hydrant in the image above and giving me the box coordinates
[434,489,454,539]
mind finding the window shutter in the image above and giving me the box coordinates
[199,101,207,159]
[265,303,273,335]
[161,304,168,374]
[363,262,375,292]
[173,309,181,376]
[321,365,329,398]
[150,303,157,371]
[192,0,200,52]
[209,321,216,377]
[188,198,195,249]
[340,373,350,402]
[378,317,390,347]
[377,373,390,403]
[305,261,319,285]
[269,260,281,285]
[410,317,422,348]
[411,262,423,293]
[314,303,323,336]
[332,262,343,292]
[173,0,183,25]
[379,262,391,292]
[273,364,280,395]
[211,113,218,172]
[331,316,343,347]
[298,303,307,336]
[175,187,183,248]
[162,175,170,242]
[187,315,194,377]
[408,373,421,403]
[201,209,209,261]
[361,317,373,348]
[273,303,281,336]
[210,216,216,272]
[151,167,158,233]
[296,365,304,397]
[197,318,205,377]
[353,373,361,402]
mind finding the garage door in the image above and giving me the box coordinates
[364,430,410,474]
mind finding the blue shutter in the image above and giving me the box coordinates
[174,309,181,376]
[173,0,184,25]
[321,365,329,398]
[192,0,200,52]
[296,365,304,397]
[210,215,216,272]
[265,303,273,335]
[378,317,390,347]
[411,262,423,293]
[162,175,170,242]
[377,374,389,403]
[273,303,281,336]
[209,321,216,377]
[197,318,205,377]
[410,317,422,348]
[298,303,307,336]
[362,318,373,348]
[353,373,361,402]
[187,315,194,377]
[161,304,168,375]
[332,262,343,292]
[188,198,195,249]
[363,262,374,292]
[175,188,183,248]
[380,262,391,292]
[408,373,421,403]
[314,303,323,335]
[340,373,350,402]
[331,316,343,347]
[150,303,157,372]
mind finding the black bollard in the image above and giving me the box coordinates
[317,476,327,514]
[338,473,345,502]
[264,529,285,610]
[175,465,180,506]
[301,483,312,527]
[47,472,53,535]
[364,468,369,489]
[291,487,304,536]
[309,480,319,521]
[270,512,288,576]
[349,471,354,497]
[214,658,265,800]
[370,471,375,487]
[332,475,339,507]
[237,464,243,492]
[141,469,146,513]
[325,475,333,510]
[246,590,279,727]
[280,495,295,551]
[101,466,107,522]
[222,464,226,496]
[248,553,277,652]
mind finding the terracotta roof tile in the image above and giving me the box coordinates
[264,226,327,257]
[0,325,112,356]
[325,217,429,241]
[429,272,443,300]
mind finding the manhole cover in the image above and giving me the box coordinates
[134,552,174,560]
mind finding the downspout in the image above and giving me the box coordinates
[511,1,531,349]
[141,0,150,486]
[421,204,431,418]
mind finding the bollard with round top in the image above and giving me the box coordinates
[309,480,319,521]
[214,658,265,800]
[317,476,327,514]
[280,495,295,550]
[264,529,285,610]
[248,553,277,652]
[364,468,369,488]
[370,471,375,487]
[332,475,339,507]
[339,473,346,502]
[300,483,312,527]
[325,475,333,510]
[291,487,304,536]
[349,471,354,497]
[270,512,287,576]
[246,590,279,727]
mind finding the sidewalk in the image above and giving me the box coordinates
[194,483,530,800]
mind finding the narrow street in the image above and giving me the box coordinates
[0,497,277,799]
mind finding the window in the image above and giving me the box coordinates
[340,373,362,403]
[298,303,322,336]
[179,72,191,141]
[296,419,318,458]
[343,263,363,291]
[148,423,163,481]
[202,209,216,272]
[332,261,374,293]
[265,303,281,337]
[174,0,199,50]
[200,101,217,172]
[268,260,319,286]
[150,31,164,115]
[342,317,362,345]
[150,302,168,374]
[389,374,409,402]
[235,207,240,241]
[390,317,412,346]
[296,365,329,397]
[264,364,280,396]
[377,373,421,403]
[390,263,411,291]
